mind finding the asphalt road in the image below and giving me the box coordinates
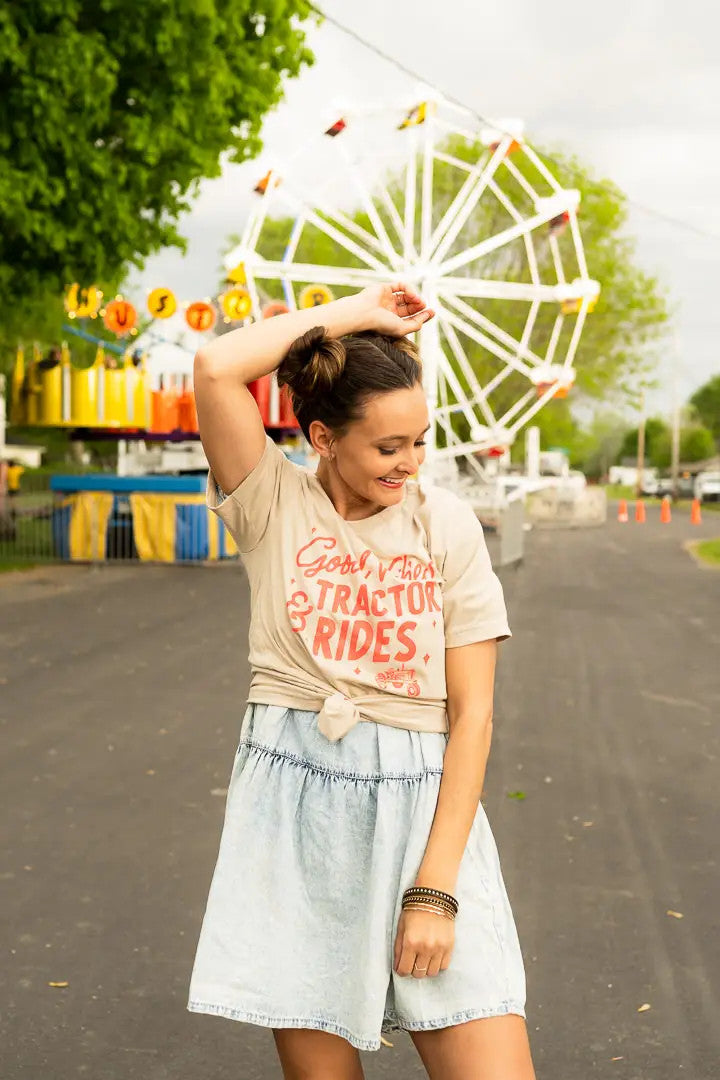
[1,502,719,1079]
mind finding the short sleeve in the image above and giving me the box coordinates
[206,434,293,553]
[440,497,512,648]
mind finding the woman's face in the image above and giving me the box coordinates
[312,385,431,512]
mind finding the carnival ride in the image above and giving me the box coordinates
[227,93,600,482]
[8,336,298,444]
[5,92,601,564]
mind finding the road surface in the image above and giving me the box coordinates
[1,502,718,1078]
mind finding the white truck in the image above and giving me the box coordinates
[694,470,720,503]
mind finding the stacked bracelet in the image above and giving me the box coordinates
[403,887,459,913]
[402,886,459,920]
[403,902,455,920]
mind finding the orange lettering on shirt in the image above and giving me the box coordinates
[348,620,373,660]
[389,554,434,581]
[316,578,333,610]
[334,619,350,661]
[332,584,351,614]
[375,560,390,583]
[296,536,372,578]
[286,591,313,632]
[296,536,336,577]
[395,622,418,662]
[425,581,441,612]
[370,589,388,616]
[312,615,336,658]
[407,581,425,614]
[351,584,370,616]
[386,583,404,616]
[372,621,394,663]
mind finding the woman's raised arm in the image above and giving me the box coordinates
[193,285,433,495]
[194,295,365,495]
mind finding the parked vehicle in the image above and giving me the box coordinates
[641,474,695,499]
[676,475,696,499]
[640,475,662,497]
[695,471,720,503]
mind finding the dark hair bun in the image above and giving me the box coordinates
[277,326,346,401]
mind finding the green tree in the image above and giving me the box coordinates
[618,417,670,465]
[680,425,716,462]
[570,411,630,479]
[0,0,314,358]
[651,424,716,468]
[689,374,720,445]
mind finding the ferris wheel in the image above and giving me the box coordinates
[225,93,600,479]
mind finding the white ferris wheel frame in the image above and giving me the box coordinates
[226,94,600,477]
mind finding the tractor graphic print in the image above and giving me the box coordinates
[375,664,420,697]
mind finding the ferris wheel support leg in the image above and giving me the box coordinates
[418,286,441,474]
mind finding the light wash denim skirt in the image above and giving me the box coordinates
[187,703,526,1052]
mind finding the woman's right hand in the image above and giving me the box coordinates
[393,906,455,979]
[353,283,435,337]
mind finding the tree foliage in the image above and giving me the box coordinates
[618,417,670,464]
[617,414,715,469]
[689,374,720,445]
[650,424,716,468]
[0,0,314,336]
[562,410,630,479]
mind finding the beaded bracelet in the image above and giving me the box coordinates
[402,895,457,918]
[402,892,458,919]
[402,902,455,921]
[403,885,458,904]
[402,886,459,914]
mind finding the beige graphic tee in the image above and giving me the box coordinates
[207,435,511,741]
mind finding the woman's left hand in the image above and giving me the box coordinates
[354,282,435,337]
[393,907,455,978]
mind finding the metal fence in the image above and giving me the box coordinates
[0,469,525,571]
[0,471,239,569]
[0,472,57,567]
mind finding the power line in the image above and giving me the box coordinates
[310,3,720,244]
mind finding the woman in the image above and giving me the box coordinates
[187,283,536,1080]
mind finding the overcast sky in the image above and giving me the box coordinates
[127,0,720,420]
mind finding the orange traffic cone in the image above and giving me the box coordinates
[690,498,702,525]
[660,496,672,523]
[617,498,629,523]
[635,499,646,523]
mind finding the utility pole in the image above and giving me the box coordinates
[670,331,681,498]
[636,387,646,499]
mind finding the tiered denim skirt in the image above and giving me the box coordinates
[187,702,527,1052]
